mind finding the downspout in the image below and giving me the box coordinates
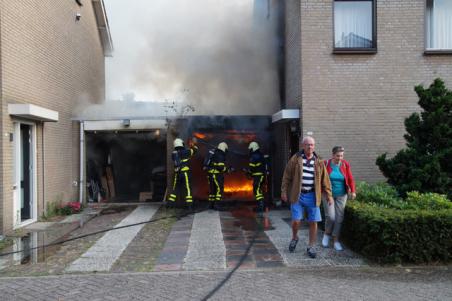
[79,121,84,203]
[42,123,45,215]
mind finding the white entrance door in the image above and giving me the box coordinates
[13,122,37,228]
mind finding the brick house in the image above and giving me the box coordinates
[0,0,112,235]
[272,0,452,191]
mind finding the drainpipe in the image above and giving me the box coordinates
[79,121,85,203]
[42,122,45,215]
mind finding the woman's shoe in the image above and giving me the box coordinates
[322,234,331,248]
[334,241,344,251]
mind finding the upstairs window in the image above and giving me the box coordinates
[426,0,452,50]
[334,0,377,53]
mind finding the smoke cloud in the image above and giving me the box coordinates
[105,0,280,115]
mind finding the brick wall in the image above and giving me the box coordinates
[0,0,106,234]
[297,0,452,183]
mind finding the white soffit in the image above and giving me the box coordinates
[83,119,167,131]
[8,104,59,122]
[272,109,300,123]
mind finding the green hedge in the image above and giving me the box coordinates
[355,182,451,210]
[343,201,452,263]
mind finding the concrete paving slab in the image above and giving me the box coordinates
[66,205,159,272]
[24,222,56,231]
[183,210,226,271]
[265,210,366,267]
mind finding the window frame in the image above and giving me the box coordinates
[332,0,377,54]
[424,0,452,55]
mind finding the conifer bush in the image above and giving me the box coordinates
[376,78,452,199]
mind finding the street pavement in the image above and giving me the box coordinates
[0,266,450,300]
[0,204,451,300]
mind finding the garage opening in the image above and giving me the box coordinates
[85,130,166,203]
[173,116,272,202]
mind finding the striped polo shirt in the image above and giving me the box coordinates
[301,153,316,192]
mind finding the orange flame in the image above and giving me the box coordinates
[193,132,206,139]
[224,182,253,193]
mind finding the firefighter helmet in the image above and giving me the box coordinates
[173,138,184,148]
[218,142,228,152]
[248,141,259,152]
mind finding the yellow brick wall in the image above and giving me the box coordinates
[290,0,452,183]
[0,0,106,234]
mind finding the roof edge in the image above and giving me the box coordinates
[92,0,114,57]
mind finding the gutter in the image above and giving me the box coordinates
[92,0,114,57]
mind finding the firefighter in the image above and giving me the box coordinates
[204,142,229,210]
[167,137,198,209]
[246,141,269,215]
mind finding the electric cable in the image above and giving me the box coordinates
[0,206,207,258]
[0,203,268,301]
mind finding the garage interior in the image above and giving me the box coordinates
[85,130,166,203]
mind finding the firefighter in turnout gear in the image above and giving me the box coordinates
[167,137,198,209]
[246,141,269,215]
[204,142,229,210]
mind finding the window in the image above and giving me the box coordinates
[426,0,452,51]
[334,0,376,52]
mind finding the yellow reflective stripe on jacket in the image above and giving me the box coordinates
[180,166,190,171]
[252,172,264,176]
[249,162,262,167]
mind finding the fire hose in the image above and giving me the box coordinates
[194,136,249,157]
[0,205,265,301]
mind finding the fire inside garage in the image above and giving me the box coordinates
[168,116,272,204]
[81,115,280,206]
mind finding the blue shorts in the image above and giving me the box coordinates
[291,192,322,222]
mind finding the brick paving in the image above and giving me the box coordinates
[0,205,367,276]
[154,213,193,272]
[220,206,284,270]
[111,207,177,273]
[0,267,450,300]
[0,204,451,300]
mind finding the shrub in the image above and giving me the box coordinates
[376,78,452,199]
[355,182,402,208]
[405,191,452,210]
[356,181,451,210]
[343,201,452,263]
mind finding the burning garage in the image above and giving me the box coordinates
[170,116,272,203]
[74,101,299,207]
[72,1,298,207]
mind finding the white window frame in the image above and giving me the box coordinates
[425,0,452,53]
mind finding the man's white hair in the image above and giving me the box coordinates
[302,136,315,144]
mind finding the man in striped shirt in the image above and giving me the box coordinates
[281,136,333,258]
